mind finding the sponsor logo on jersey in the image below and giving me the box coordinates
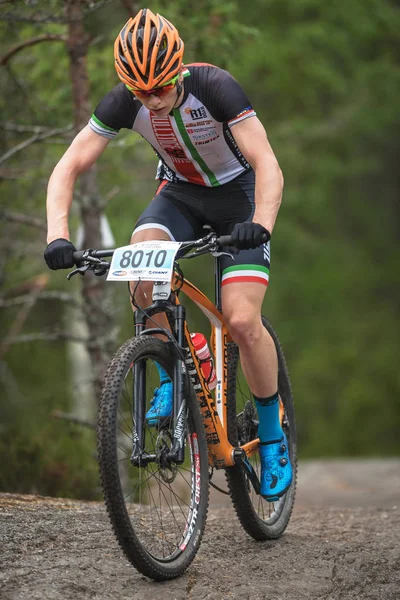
[194,137,218,145]
[151,117,189,163]
[185,106,207,120]
[112,270,127,277]
[224,126,250,169]
[192,128,219,144]
[186,120,214,128]
[150,114,205,184]
[189,126,217,133]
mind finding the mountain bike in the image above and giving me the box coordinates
[68,230,297,581]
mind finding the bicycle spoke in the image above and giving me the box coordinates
[98,335,208,576]
[145,479,176,556]
[151,474,189,543]
[118,408,134,436]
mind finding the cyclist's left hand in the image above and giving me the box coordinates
[230,222,271,250]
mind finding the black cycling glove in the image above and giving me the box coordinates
[230,222,271,250]
[44,238,76,270]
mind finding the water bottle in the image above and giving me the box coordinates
[190,332,217,390]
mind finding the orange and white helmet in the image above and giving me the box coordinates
[114,8,184,91]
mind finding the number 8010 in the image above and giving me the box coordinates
[119,249,167,269]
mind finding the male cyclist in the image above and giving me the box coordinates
[44,8,292,501]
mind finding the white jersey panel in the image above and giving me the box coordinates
[89,64,257,187]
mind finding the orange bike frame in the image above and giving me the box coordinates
[175,274,259,468]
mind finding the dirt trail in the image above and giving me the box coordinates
[1,460,399,600]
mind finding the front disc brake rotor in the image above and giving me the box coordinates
[155,429,178,483]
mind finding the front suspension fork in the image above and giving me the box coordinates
[168,304,186,464]
[130,303,187,466]
[130,309,146,465]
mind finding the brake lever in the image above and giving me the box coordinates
[184,241,234,260]
[205,238,235,258]
[67,264,91,280]
[210,249,234,259]
[184,242,214,259]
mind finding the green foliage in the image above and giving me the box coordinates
[0,340,99,497]
[231,0,400,457]
[1,0,399,499]
[0,422,99,498]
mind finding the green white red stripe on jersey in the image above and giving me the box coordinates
[173,109,220,186]
[221,264,270,287]
[89,114,118,139]
[228,108,256,127]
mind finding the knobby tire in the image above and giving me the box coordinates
[97,336,209,580]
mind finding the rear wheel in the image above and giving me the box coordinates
[225,317,297,540]
[97,336,209,580]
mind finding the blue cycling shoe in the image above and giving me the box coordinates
[145,381,173,426]
[259,433,292,502]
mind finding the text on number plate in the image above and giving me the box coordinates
[107,241,181,282]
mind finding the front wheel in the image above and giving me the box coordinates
[97,336,209,580]
[225,316,297,540]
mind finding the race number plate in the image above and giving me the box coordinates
[107,240,181,282]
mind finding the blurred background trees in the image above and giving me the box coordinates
[0,0,399,498]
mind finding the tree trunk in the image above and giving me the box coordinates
[65,0,116,402]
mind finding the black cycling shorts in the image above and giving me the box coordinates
[134,170,270,288]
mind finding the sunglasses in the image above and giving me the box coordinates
[126,74,180,98]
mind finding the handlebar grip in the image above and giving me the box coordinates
[72,250,86,263]
[217,235,233,247]
[217,231,270,248]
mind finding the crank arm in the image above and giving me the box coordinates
[233,448,261,495]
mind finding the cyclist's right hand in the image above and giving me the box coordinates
[44,238,77,270]
[229,222,271,250]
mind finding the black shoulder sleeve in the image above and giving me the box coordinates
[196,67,256,124]
[89,83,140,138]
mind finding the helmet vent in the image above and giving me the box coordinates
[114,10,184,90]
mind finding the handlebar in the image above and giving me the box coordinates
[72,249,114,262]
[217,232,269,247]
[69,230,269,279]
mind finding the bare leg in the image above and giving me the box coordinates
[222,281,292,499]
[221,282,277,397]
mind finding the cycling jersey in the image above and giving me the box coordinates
[89,64,256,187]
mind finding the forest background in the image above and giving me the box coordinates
[0,0,399,499]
